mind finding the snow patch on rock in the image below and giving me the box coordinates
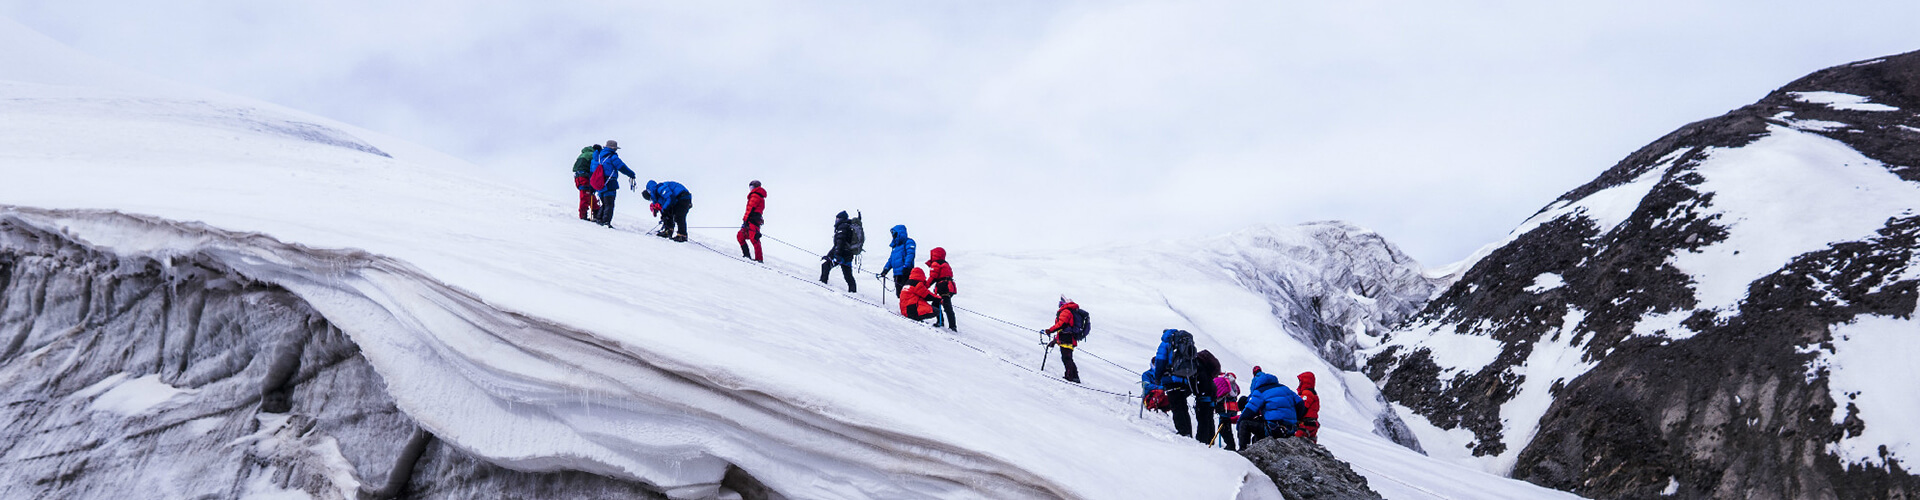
[1492,308,1597,474]
[1791,91,1901,112]
[1672,125,1920,313]
[1814,312,1920,469]
[1524,273,1564,294]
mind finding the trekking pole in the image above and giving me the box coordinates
[1039,341,1052,371]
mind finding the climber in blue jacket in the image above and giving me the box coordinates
[876,224,916,293]
[641,180,693,242]
[1238,370,1305,446]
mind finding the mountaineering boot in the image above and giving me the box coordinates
[673,234,688,242]
[655,230,671,238]
[741,242,753,259]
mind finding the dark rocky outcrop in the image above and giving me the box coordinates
[1239,437,1383,500]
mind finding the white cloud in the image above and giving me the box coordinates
[4,0,1918,265]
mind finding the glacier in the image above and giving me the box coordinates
[0,16,1585,500]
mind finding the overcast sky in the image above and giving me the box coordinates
[4,1,1918,266]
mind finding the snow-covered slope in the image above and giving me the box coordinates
[0,17,1579,499]
[1365,50,1920,498]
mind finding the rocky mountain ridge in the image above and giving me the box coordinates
[1364,50,1920,498]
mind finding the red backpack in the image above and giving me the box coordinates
[1144,389,1169,412]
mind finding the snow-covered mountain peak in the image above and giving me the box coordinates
[1365,49,1920,498]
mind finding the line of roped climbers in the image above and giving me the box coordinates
[571,139,1323,449]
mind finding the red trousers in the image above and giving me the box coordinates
[737,223,763,261]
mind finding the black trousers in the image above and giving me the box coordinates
[595,193,618,225]
[1240,418,1296,448]
[820,256,857,292]
[1193,391,1216,444]
[933,293,956,330]
[1238,417,1258,449]
[662,196,692,237]
[1167,385,1193,437]
[1217,412,1237,449]
[1058,345,1079,382]
[892,273,911,294]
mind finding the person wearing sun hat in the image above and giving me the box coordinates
[589,140,636,227]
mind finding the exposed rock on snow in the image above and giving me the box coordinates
[1203,222,1443,372]
[1239,437,1383,500]
[1365,49,1920,498]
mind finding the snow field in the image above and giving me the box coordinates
[0,18,1581,499]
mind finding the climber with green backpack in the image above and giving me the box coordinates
[571,144,601,221]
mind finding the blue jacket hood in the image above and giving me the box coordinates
[880,224,916,275]
[1250,373,1281,392]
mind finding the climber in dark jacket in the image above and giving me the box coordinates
[1192,349,1222,445]
[818,211,858,293]
[1238,370,1304,446]
[572,144,601,220]
[641,180,692,242]
[876,225,916,293]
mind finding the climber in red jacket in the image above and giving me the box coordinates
[737,181,766,262]
[898,268,939,322]
[1295,371,1321,441]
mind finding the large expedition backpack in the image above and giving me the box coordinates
[1165,330,1198,381]
[1066,308,1092,342]
[848,211,867,255]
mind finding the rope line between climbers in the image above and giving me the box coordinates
[698,227,1144,378]
[676,234,1138,400]
[1345,462,1456,500]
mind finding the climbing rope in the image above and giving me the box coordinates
[1344,461,1456,500]
[660,228,1448,495]
[671,229,1140,401]
[698,227,1141,374]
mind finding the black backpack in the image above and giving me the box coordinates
[1165,330,1198,380]
[848,211,866,255]
[1066,308,1092,342]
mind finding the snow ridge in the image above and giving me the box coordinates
[0,206,1082,499]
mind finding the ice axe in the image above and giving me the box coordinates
[1039,335,1053,371]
